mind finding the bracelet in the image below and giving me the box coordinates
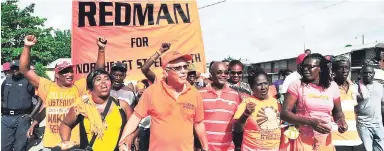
[243,112,251,117]
[155,50,162,56]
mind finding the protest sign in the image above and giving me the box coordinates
[72,0,206,80]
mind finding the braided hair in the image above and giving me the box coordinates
[300,53,331,89]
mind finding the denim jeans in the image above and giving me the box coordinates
[1,114,31,151]
[357,124,384,151]
[139,127,150,151]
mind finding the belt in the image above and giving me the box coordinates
[1,108,31,116]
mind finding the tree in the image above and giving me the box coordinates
[223,56,236,62]
[1,0,71,65]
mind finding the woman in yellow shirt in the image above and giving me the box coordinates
[233,68,281,151]
[59,69,133,151]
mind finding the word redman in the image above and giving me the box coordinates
[78,2,191,27]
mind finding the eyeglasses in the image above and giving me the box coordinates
[166,64,189,72]
[230,71,243,75]
[301,64,320,70]
[216,70,229,75]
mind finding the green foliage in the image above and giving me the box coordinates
[1,0,71,65]
[34,62,49,79]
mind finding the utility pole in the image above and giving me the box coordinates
[356,35,365,45]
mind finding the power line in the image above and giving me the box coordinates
[198,0,226,10]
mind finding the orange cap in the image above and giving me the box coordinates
[161,51,192,69]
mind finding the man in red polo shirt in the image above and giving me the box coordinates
[118,51,208,151]
[196,62,242,151]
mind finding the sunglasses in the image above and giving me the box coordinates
[215,70,229,75]
[301,64,320,70]
[166,64,189,72]
[230,71,243,75]
[58,67,74,74]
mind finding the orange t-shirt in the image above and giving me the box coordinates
[268,85,277,98]
[38,78,87,148]
[233,96,281,151]
[134,80,204,151]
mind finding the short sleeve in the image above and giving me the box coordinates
[134,88,151,118]
[194,92,204,123]
[281,76,292,94]
[37,77,54,102]
[287,80,301,97]
[331,82,341,100]
[74,78,87,96]
[233,98,249,120]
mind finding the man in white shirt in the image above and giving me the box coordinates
[280,53,306,96]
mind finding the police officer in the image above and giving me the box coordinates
[1,60,35,151]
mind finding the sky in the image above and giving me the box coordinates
[17,0,384,63]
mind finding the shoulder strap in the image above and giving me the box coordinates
[110,97,128,151]
[88,97,113,148]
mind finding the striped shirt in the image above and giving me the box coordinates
[199,84,242,151]
[331,84,362,146]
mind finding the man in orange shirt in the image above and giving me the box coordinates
[118,51,209,151]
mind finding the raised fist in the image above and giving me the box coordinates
[244,102,256,115]
[159,43,171,53]
[97,37,107,50]
[24,35,37,47]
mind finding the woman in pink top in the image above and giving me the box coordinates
[281,53,348,151]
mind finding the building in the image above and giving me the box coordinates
[252,43,382,83]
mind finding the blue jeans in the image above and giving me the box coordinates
[357,125,384,151]
[1,115,31,151]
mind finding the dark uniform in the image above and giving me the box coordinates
[1,61,35,151]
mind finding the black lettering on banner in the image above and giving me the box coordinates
[78,2,97,27]
[115,2,131,26]
[133,3,154,26]
[122,60,133,70]
[131,37,149,48]
[156,4,175,25]
[99,2,114,26]
[78,2,191,27]
[154,58,161,67]
[173,4,190,23]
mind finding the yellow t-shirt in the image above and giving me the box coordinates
[83,101,123,151]
[38,78,87,148]
[233,97,281,150]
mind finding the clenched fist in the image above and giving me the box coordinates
[159,43,171,53]
[97,37,108,51]
[24,35,37,47]
[244,102,256,116]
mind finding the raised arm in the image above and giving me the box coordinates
[141,43,170,83]
[19,35,40,88]
[96,37,107,70]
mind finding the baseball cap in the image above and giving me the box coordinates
[10,60,20,67]
[111,61,127,72]
[2,62,11,71]
[324,55,334,63]
[296,53,307,65]
[187,63,196,72]
[55,60,73,73]
[136,82,146,89]
[161,51,192,69]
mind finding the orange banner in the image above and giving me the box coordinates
[72,0,206,81]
